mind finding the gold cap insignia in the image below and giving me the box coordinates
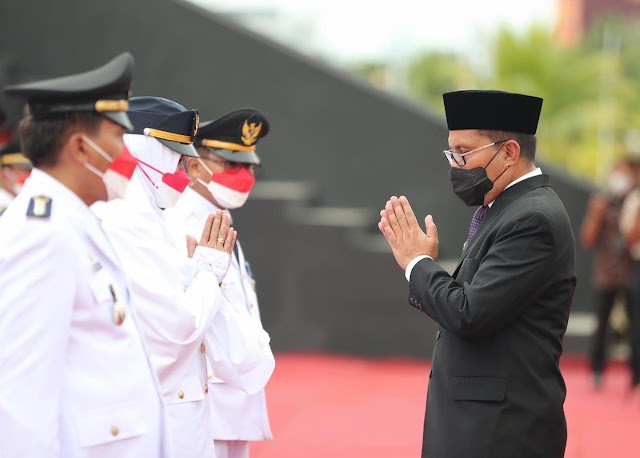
[241,120,262,146]
[94,99,129,113]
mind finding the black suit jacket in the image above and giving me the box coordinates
[409,174,576,458]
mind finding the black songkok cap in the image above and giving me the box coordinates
[2,52,134,130]
[443,90,543,135]
[196,108,269,165]
[127,96,199,158]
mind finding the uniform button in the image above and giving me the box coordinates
[436,330,441,340]
[249,301,255,309]
[112,301,126,326]
[204,384,209,394]
[200,343,206,353]
[178,391,185,399]
[111,426,119,437]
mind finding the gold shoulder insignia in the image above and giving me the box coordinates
[241,120,262,146]
[26,195,52,218]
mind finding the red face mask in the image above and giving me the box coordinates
[9,170,31,195]
[17,171,30,187]
[102,145,137,200]
[203,166,255,209]
[135,157,190,208]
[165,166,190,192]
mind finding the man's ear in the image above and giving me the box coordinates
[185,156,202,179]
[503,139,521,168]
[64,132,89,164]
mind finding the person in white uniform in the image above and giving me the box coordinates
[0,140,32,215]
[0,52,169,457]
[93,97,274,457]
[164,108,274,458]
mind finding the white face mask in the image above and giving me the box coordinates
[151,181,183,209]
[608,172,634,197]
[82,135,128,201]
[196,158,254,209]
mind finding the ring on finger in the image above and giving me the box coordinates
[217,237,225,243]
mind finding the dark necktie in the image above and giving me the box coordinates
[467,205,489,243]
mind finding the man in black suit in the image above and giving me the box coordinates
[378,90,576,458]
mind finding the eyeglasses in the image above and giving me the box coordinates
[443,140,507,166]
[200,156,262,176]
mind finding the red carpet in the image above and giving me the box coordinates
[251,353,640,458]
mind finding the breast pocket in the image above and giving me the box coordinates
[74,401,148,447]
[450,376,506,402]
[88,272,113,305]
[87,267,129,326]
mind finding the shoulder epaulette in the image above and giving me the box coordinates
[26,195,52,218]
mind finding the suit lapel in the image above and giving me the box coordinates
[451,174,551,278]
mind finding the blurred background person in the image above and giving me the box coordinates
[580,158,635,388]
[618,162,640,402]
[0,108,12,147]
[0,139,32,215]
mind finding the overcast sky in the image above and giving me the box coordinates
[190,0,557,62]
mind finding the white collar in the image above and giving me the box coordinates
[488,167,542,208]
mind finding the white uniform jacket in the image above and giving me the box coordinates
[0,187,13,215]
[164,187,274,441]
[93,172,269,456]
[0,169,168,457]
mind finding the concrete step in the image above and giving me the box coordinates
[234,180,599,358]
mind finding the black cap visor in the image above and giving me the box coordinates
[157,138,199,158]
[104,111,133,131]
[205,147,260,165]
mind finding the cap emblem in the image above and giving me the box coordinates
[241,120,262,146]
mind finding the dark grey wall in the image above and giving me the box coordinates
[0,0,471,253]
[0,0,596,357]
[231,195,440,357]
